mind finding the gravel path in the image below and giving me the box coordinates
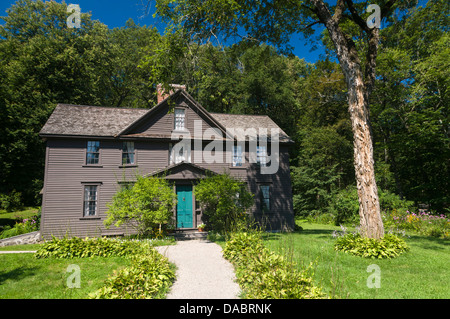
[156,240,241,299]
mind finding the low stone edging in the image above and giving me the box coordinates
[0,231,42,247]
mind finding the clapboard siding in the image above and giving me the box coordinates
[42,139,171,239]
[40,91,294,238]
[42,139,294,238]
[131,102,215,138]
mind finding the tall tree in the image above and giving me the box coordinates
[151,0,419,238]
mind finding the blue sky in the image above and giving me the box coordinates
[0,0,326,63]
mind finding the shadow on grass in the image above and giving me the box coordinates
[0,266,38,285]
[407,234,449,250]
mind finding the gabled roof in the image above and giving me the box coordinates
[40,103,150,137]
[147,161,217,179]
[40,90,293,143]
[118,89,232,139]
[210,113,292,143]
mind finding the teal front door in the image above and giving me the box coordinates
[176,185,193,228]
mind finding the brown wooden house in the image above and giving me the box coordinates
[39,88,295,239]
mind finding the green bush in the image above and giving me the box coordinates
[334,233,409,259]
[34,237,152,259]
[223,231,325,299]
[0,190,23,212]
[105,175,177,237]
[194,173,254,233]
[328,187,415,225]
[0,214,40,239]
[329,186,359,225]
[89,248,175,299]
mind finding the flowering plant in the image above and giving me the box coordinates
[384,210,449,239]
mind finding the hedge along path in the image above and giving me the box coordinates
[156,240,241,299]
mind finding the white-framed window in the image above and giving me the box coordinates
[122,142,135,165]
[86,141,100,165]
[232,145,243,167]
[83,185,98,217]
[169,143,190,164]
[257,145,267,167]
[260,185,270,212]
[174,108,186,130]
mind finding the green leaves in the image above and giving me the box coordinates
[105,176,177,237]
[34,236,152,259]
[223,230,325,299]
[194,173,253,233]
[90,249,175,299]
[334,233,409,259]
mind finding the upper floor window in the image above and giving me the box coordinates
[257,145,267,167]
[174,108,185,130]
[86,141,100,165]
[83,185,98,217]
[122,142,135,165]
[232,145,243,167]
[169,143,190,164]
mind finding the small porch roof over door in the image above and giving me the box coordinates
[146,161,217,180]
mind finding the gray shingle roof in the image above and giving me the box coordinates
[40,104,150,137]
[40,100,292,143]
[210,113,292,143]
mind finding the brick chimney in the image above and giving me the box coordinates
[157,84,186,104]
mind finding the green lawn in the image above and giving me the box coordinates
[0,253,131,299]
[263,222,450,299]
[0,239,175,299]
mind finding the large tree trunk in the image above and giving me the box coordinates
[346,74,384,239]
[312,0,385,238]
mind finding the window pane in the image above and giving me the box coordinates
[86,141,99,164]
[84,186,97,216]
[233,145,243,167]
[261,185,270,211]
[174,109,185,130]
[257,146,267,167]
[122,142,135,165]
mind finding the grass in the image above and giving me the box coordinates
[263,222,450,299]
[0,253,132,298]
[0,238,175,299]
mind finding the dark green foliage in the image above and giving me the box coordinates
[0,1,159,205]
[34,236,152,259]
[223,231,325,299]
[334,233,409,259]
[0,190,23,212]
[194,174,253,233]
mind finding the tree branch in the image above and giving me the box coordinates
[333,0,346,23]
[381,0,397,19]
[344,0,370,32]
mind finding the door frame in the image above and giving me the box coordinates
[175,184,194,229]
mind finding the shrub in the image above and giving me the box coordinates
[328,187,415,225]
[34,236,152,259]
[0,190,23,212]
[194,173,253,233]
[334,233,409,259]
[0,214,40,239]
[104,175,177,237]
[223,231,325,299]
[89,248,175,299]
